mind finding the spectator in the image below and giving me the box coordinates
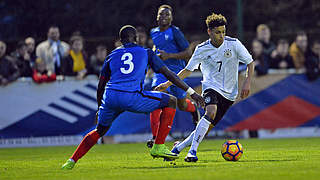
[11,41,33,77]
[36,26,70,75]
[25,37,37,63]
[256,24,276,56]
[114,39,122,48]
[32,58,56,83]
[252,39,269,76]
[0,41,19,86]
[136,26,148,47]
[90,45,107,76]
[305,40,320,81]
[62,35,88,80]
[289,31,308,70]
[270,39,294,69]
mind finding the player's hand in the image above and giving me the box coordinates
[240,79,251,99]
[95,111,99,124]
[154,82,170,92]
[190,93,205,108]
[158,50,171,60]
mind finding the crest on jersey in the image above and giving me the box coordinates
[224,49,232,58]
[205,96,211,104]
[165,34,169,40]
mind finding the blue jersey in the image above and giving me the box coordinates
[100,43,165,92]
[150,25,189,73]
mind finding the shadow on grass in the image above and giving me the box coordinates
[199,159,298,163]
[123,164,207,169]
[240,159,299,162]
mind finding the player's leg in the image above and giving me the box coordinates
[173,85,200,125]
[151,95,179,159]
[184,89,219,162]
[132,90,179,159]
[62,106,122,170]
[148,75,168,148]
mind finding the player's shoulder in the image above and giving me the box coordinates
[170,25,181,31]
[224,36,238,42]
[150,27,160,34]
[196,39,211,50]
[224,36,242,48]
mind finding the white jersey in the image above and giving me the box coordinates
[186,36,253,101]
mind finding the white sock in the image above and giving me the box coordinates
[176,130,195,152]
[189,117,211,152]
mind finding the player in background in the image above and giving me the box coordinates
[61,25,205,169]
[147,4,200,148]
[155,12,255,162]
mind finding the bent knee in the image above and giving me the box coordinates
[167,95,177,109]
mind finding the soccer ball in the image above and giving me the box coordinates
[221,140,243,161]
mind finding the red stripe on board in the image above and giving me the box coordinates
[227,96,320,131]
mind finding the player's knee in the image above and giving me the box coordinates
[205,105,217,120]
[177,99,187,110]
[96,124,110,137]
[167,95,177,109]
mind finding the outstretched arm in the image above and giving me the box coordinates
[155,68,192,91]
[158,66,204,107]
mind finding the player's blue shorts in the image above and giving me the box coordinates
[98,89,170,127]
[152,73,187,99]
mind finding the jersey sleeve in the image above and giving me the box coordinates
[236,39,253,64]
[185,46,203,71]
[100,59,111,78]
[147,49,166,73]
[172,26,189,51]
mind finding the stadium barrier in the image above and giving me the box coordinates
[1,72,320,148]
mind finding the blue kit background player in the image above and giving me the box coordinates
[148,5,200,148]
[62,25,204,170]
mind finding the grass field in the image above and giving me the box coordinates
[0,137,320,180]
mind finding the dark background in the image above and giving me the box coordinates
[1,0,319,54]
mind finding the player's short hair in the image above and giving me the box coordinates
[158,4,173,13]
[256,24,269,33]
[119,25,137,43]
[206,12,227,29]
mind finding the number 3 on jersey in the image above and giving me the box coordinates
[120,53,134,74]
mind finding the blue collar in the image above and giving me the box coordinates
[123,42,138,48]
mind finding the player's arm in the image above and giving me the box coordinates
[97,61,110,109]
[154,68,192,91]
[148,49,204,107]
[155,44,202,91]
[240,61,254,99]
[158,26,191,61]
[158,48,191,61]
[159,66,204,107]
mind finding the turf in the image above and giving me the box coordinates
[0,137,320,180]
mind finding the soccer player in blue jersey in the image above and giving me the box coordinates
[61,25,205,170]
[156,12,254,162]
[147,5,200,148]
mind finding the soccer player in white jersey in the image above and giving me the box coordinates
[155,12,255,162]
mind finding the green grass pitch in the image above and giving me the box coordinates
[1,137,320,180]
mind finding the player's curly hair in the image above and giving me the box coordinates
[158,4,173,13]
[206,12,227,29]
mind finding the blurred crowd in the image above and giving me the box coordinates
[1,24,320,87]
[251,24,320,81]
